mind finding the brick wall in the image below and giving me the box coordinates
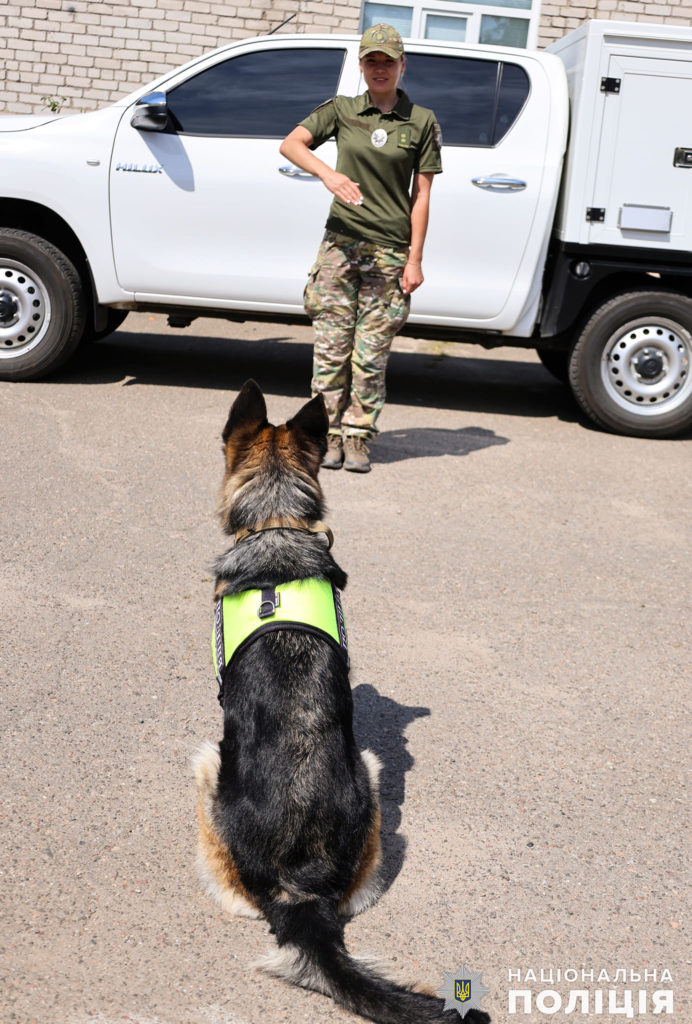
[1,0,690,114]
[0,0,361,114]
[538,0,692,46]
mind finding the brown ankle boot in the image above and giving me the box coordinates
[343,435,371,473]
[321,434,344,469]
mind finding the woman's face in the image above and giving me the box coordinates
[360,51,405,100]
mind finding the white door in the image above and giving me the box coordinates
[589,54,692,250]
[398,49,564,329]
[110,45,351,309]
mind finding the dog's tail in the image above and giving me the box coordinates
[259,900,490,1024]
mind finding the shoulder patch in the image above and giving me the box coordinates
[433,122,442,150]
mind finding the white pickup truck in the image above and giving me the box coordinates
[1,19,691,437]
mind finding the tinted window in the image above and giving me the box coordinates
[495,63,530,142]
[167,49,346,137]
[403,54,529,147]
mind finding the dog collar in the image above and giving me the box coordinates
[213,578,348,703]
[234,517,334,549]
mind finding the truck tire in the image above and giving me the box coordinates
[569,291,692,438]
[0,229,86,381]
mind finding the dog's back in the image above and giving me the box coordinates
[215,626,375,905]
[195,381,490,1024]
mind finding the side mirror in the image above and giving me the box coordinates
[131,92,169,132]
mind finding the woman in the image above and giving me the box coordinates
[280,24,442,472]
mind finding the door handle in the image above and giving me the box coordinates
[278,165,319,179]
[472,176,527,191]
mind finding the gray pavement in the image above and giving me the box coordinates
[1,314,689,1024]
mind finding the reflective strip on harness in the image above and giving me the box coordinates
[212,578,349,699]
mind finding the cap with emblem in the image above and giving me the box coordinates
[359,23,405,60]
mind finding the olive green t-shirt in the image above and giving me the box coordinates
[299,90,442,248]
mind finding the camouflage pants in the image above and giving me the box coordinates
[304,231,410,438]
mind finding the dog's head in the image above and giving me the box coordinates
[217,380,329,534]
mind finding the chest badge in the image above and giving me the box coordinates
[371,128,388,149]
[397,127,411,148]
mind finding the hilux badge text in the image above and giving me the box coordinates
[115,162,162,173]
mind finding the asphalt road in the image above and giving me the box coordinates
[2,314,690,1024]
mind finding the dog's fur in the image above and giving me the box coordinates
[194,381,491,1024]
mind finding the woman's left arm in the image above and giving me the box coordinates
[401,171,435,295]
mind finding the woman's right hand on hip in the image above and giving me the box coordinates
[322,170,363,206]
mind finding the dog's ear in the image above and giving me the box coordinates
[223,380,268,442]
[287,393,329,444]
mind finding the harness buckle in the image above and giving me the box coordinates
[258,589,280,619]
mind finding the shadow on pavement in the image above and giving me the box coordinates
[352,683,431,893]
[48,327,580,424]
[374,425,509,462]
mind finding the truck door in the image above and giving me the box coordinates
[588,54,692,250]
[110,44,351,309]
[400,48,567,333]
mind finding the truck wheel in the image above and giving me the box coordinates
[0,229,86,381]
[569,291,692,438]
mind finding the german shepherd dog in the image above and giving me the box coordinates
[194,381,491,1024]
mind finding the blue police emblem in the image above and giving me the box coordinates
[456,979,472,1003]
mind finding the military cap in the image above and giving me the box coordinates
[359,23,405,60]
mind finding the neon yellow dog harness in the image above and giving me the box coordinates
[213,578,348,703]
